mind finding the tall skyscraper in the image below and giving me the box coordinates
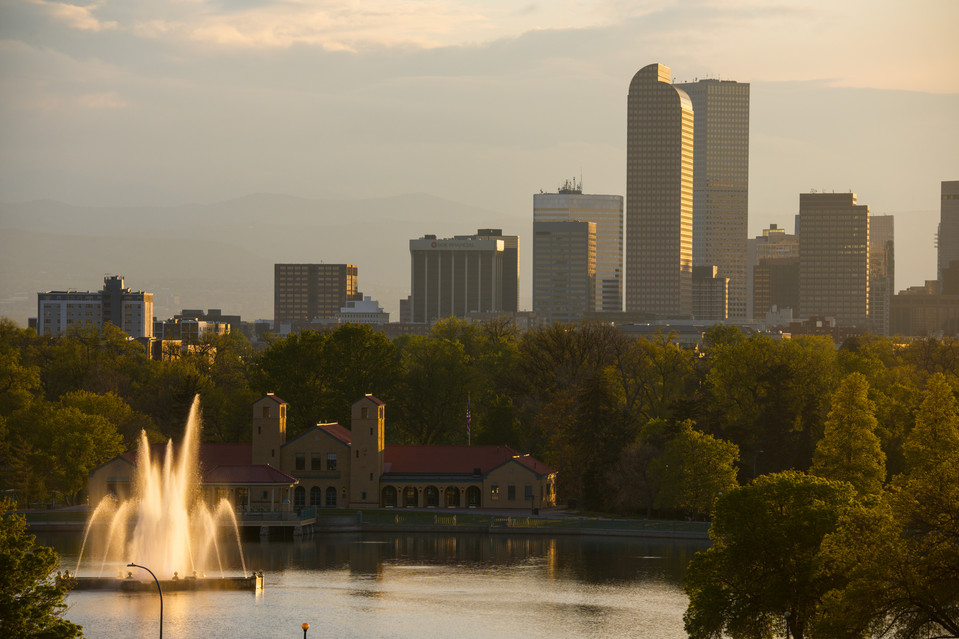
[533,180,623,312]
[532,219,597,324]
[869,215,895,335]
[674,78,750,319]
[37,275,153,338]
[940,181,959,281]
[409,229,519,323]
[626,63,694,318]
[274,264,361,325]
[798,193,870,327]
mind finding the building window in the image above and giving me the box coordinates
[356,450,359,458]
[507,485,516,501]
[361,407,368,419]
[327,453,337,470]
[295,453,305,470]
[310,486,322,506]
[293,486,305,510]
[325,486,337,507]
[525,484,533,501]
[262,407,270,418]
[361,491,367,501]
[311,454,323,470]
[491,485,499,500]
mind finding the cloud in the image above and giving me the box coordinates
[77,91,127,108]
[29,0,118,31]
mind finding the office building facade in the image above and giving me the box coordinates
[626,63,694,318]
[37,275,153,338]
[798,193,870,327]
[409,229,519,324]
[748,223,800,320]
[940,181,959,281]
[692,265,728,321]
[532,220,597,324]
[869,215,895,335]
[274,264,361,325]
[674,78,750,320]
[533,181,623,312]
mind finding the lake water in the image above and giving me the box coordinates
[42,532,706,639]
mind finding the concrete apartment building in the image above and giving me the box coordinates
[532,220,597,324]
[626,63,694,319]
[533,181,623,313]
[674,78,750,320]
[409,229,519,324]
[798,192,870,327]
[37,275,153,339]
[274,264,361,328]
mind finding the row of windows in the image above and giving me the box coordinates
[294,452,337,471]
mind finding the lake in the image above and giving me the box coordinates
[42,532,706,638]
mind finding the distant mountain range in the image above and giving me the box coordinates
[0,193,521,326]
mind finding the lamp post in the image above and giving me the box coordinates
[302,622,310,638]
[128,563,163,639]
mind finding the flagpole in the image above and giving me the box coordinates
[467,392,471,447]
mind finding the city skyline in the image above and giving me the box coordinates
[0,2,957,323]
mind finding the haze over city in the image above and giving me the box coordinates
[1,0,958,321]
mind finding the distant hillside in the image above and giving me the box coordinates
[0,193,521,325]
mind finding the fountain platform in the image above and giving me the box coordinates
[64,574,263,592]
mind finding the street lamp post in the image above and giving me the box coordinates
[128,563,163,639]
[302,622,310,638]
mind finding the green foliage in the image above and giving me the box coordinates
[684,472,857,639]
[0,500,83,638]
[656,421,739,519]
[810,373,886,495]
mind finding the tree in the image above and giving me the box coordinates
[817,373,959,638]
[810,373,886,496]
[656,421,739,520]
[684,471,856,639]
[0,500,83,638]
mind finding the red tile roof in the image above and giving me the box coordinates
[317,423,352,445]
[119,443,252,472]
[203,464,297,485]
[383,445,554,476]
[259,393,287,405]
[358,394,384,406]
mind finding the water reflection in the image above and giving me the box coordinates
[41,532,707,639]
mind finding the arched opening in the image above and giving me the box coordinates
[325,486,337,507]
[424,486,439,508]
[382,486,397,507]
[466,486,481,508]
[444,486,460,508]
[309,486,322,507]
[293,486,305,512]
[403,486,418,508]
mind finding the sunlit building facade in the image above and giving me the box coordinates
[674,78,750,320]
[274,264,360,324]
[532,220,597,324]
[37,275,153,338]
[626,63,694,318]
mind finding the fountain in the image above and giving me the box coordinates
[71,396,261,592]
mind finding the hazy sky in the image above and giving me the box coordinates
[2,0,958,289]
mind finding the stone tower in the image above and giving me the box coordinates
[349,394,385,508]
[252,394,287,466]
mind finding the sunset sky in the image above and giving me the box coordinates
[1,0,958,291]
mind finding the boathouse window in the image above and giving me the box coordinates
[310,486,322,506]
[327,453,337,470]
[295,453,305,471]
[311,453,323,470]
[293,486,305,510]
[326,486,337,507]
[491,485,499,500]
[507,485,516,501]
[361,407,368,419]
[262,407,269,418]
[525,485,533,501]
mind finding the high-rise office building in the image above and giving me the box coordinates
[869,215,895,335]
[409,229,519,323]
[747,223,799,319]
[532,220,597,324]
[533,180,623,312]
[674,78,750,319]
[37,275,153,338]
[798,193,870,326]
[940,181,959,282]
[626,63,694,318]
[692,265,728,321]
[274,264,361,325]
